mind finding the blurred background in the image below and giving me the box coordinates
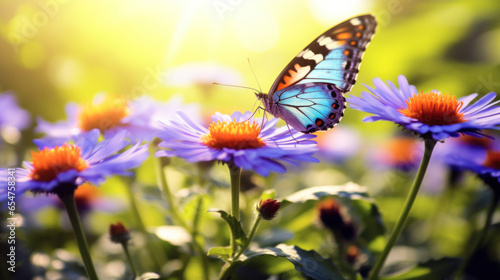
[2,0,500,279]
[2,0,500,136]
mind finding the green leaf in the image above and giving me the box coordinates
[237,243,346,280]
[280,183,370,208]
[208,246,232,261]
[207,208,247,245]
[380,258,462,280]
[280,183,386,252]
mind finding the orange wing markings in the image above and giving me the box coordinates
[335,32,353,40]
[276,63,311,91]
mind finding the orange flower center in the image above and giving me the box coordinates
[398,91,466,126]
[30,144,89,182]
[384,138,420,166]
[74,183,99,206]
[201,120,265,150]
[484,151,500,169]
[77,96,129,132]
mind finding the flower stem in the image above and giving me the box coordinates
[156,157,209,280]
[58,193,99,280]
[234,215,262,261]
[456,189,500,278]
[228,163,242,256]
[155,157,189,229]
[121,242,138,277]
[220,215,262,280]
[368,138,436,280]
[124,179,165,272]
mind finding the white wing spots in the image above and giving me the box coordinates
[302,50,324,63]
[317,35,333,46]
[350,18,362,26]
[297,49,324,63]
[326,40,344,50]
[296,49,307,58]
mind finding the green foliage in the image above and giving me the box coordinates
[237,244,345,280]
[380,258,462,280]
[207,208,248,247]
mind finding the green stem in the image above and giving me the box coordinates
[456,190,500,278]
[220,215,262,280]
[368,138,437,280]
[228,163,242,256]
[229,163,241,221]
[121,242,138,277]
[124,180,165,272]
[155,157,189,229]
[234,215,262,261]
[58,193,99,280]
[155,157,209,280]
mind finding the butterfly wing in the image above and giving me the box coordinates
[269,14,377,94]
[264,83,346,133]
[263,14,376,133]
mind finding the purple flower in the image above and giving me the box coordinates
[0,129,148,201]
[437,133,500,189]
[0,92,31,144]
[347,75,500,140]
[155,111,319,176]
[36,94,199,144]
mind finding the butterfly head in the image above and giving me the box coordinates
[255,91,267,100]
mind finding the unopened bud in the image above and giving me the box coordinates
[340,219,357,241]
[317,198,343,231]
[256,199,281,220]
[109,222,131,244]
[345,245,359,264]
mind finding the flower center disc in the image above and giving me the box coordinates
[77,96,129,132]
[384,138,419,166]
[201,120,265,150]
[484,151,500,169]
[399,91,466,126]
[30,144,89,182]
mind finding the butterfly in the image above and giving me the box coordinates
[257,14,377,133]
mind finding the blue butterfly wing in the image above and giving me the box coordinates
[266,83,346,133]
[263,15,376,133]
[269,15,377,94]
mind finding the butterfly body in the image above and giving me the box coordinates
[260,14,377,133]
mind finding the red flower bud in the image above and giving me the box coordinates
[317,198,343,231]
[109,222,131,244]
[256,199,281,220]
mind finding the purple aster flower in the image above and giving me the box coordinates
[439,134,500,189]
[0,129,149,201]
[155,111,319,176]
[347,75,500,140]
[36,94,199,144]
[18,182,125,215]
[0,92,31,144]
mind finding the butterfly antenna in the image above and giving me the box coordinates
[247,57,262,93]
[212,82,259,92]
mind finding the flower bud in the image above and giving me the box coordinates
[340,219,357,241]
[345,245,359,264]
[109,222,131,244]
[256,199,281,220]
[317,198,343,231]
